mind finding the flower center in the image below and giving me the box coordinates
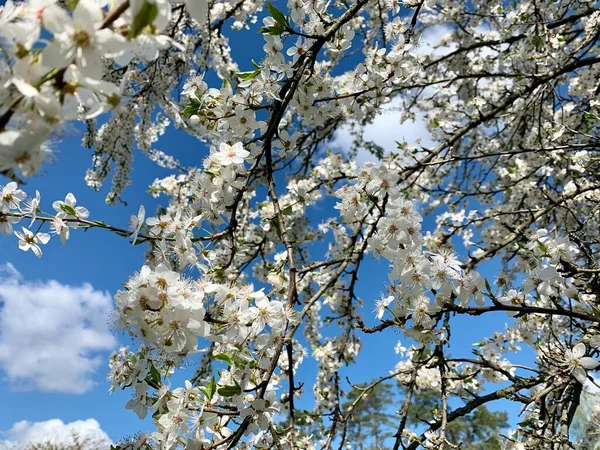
[72,29,91,47]
[15,152,32,164]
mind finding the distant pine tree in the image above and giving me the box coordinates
[341,381,508,450]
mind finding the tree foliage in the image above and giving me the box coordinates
[342,382,508,450]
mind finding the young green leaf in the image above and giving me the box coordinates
[217,382,242,397]
[60,203,78,217]
[130,1,159,38]
[267,2,288,28]
[236,69,261,81]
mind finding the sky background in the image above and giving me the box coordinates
[0,5,527,447]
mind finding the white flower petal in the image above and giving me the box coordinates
[572,366,588,384]
[185,0,208,24]
[540,266,559,281]
[11,77,39,97]
[76,206,90,219]
[65,193,77,206]
[36,232,50,245]
[572,343,586,359]
[42,4,72,35]
[78,47,103,79]
[41,40,73,71]
[0,130,20,149]
[580,357,600,370]
[95,29,129,58]
[31,244,42,258]
[73,0,103,31]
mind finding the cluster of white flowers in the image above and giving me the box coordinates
[333,162,484,336]
[2,0,600,448]
[106,255,303,447]
[115,264,210,354]
[1,182,90,257]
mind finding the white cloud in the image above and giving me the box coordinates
[330,96,435,166]
[0,263,116,393]
[1,418,111,448]
[329,25,455,166]
[411,24,456,57]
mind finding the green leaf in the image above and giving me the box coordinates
[214,353,233,367]
[267,2,288,28]
[532,35,544,49]
[282,205,293,215]
[236,69,261,81]
[259,26,285,36]
[200,376,217,400]
[484,278,492,294]
[271,216,282,238]
[218,381,242,397]
[518,418,535,428]
[182,98,201,117]
[66,0,80,10]
[147,363,161,387]
[231,352,252,367]
[181,105,198,117]
[60,203,78,217]
[129,1,159,38]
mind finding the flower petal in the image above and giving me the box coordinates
[37,232,51,245]
[572,342,586,359]
[580,357,600,370]
[12,77,39,98]
[73,0,103,31]
[185,0,208,24]
[40,40,73,71]
[65,193,77,206]
[572,366,588,384]
[95,29,129,58]
[42,4,72,35]
[78,47,103,79]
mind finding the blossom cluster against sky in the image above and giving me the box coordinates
[0,20,516,445]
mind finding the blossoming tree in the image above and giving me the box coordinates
[1,0,600,448]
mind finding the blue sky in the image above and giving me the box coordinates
[0,6,527,446]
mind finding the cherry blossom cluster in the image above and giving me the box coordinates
[0,0,199,176]
[2,0,600,448]
[1,181,90,257]
[108,256,306,448]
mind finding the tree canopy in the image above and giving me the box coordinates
[1,0,600,448]
[341,382,509,450]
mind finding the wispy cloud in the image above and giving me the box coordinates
[0,263,116,394]
[329,96,435,166]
